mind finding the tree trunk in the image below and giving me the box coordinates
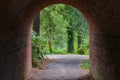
[47,32,52,53]
[67,27,74,53]
[47,23,52,53]
[33,13,40,35]
[77,30,82,49]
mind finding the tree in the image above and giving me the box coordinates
[77,30,82,48]
[40,8,54,53]
[33,13,40,35]
[40,4,89,54]
[67,27,74,53]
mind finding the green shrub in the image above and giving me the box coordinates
[81,60,89,69]
[77,48,85,55]
[32,31,47,69]
[52,47,67,54]
[77,44,89,55]
[77,38,89,55]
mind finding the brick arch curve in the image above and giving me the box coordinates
[0,0,120,80]
[27,0,89,17]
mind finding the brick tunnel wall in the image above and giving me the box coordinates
[0,0,120,80]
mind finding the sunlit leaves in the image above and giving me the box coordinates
[40,4,89,54]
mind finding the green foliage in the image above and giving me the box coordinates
[52,47,67,54]
[77,38,89,55]
[77,48,85,55]
[39,4,89,55]
[32,31,48,69]
[81,60,90,69]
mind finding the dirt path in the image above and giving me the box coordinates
[28,54,89,80]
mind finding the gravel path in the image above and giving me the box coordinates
[28,54,89,80]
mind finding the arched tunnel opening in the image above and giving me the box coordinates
[0,0,120,80]
[31,4,90,80]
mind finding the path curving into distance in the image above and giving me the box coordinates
[28,54,89,80]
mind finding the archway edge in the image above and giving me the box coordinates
[0,0,120,80]
[27,1,120,80]
[27,0,93,21]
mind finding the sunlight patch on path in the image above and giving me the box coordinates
[46,54,89,60]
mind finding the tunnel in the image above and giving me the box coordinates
[0,0,120,80]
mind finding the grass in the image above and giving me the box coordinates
[80,60,89,69]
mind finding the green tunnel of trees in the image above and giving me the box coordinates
[32,4,89,55]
